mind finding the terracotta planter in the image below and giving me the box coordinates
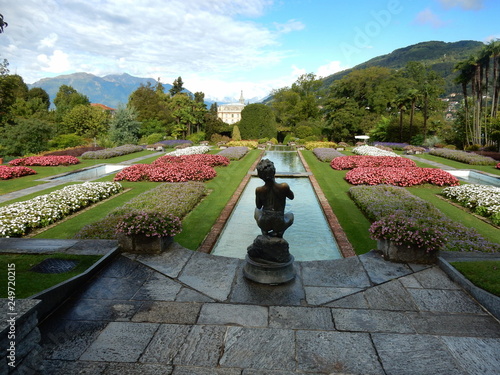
[377,239,438,264]
[117,233,173,254]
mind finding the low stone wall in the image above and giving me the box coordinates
[0,299,42,374]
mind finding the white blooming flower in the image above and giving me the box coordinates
[166,146,210,157]
[352,145,399,157]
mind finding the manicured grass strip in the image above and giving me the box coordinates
[0,253,102,298]
[450,261,500,297]
[407,186,500,245]
[33,182,159,239]
[301,150,376,255]
[176,149,261,250]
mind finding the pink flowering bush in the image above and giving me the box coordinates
[114,154,230,182]
[369,212,446,252]
[496,162,500,169]
[9,155,80,166]
[0,166,37,180]
[330,156,416,170]
[115,211,182,237]
[345,167,460,187]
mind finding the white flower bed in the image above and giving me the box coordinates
[166,145,210,157]
[353,145,399,157]
[442,184,500,223]
[0,182,123,237]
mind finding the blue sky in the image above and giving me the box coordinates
[0,0,498,101]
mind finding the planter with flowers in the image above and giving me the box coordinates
[369,213,445,264]
[116,211,182,253]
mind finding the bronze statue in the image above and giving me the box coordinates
[254,159,294,238]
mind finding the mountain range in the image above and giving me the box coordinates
[29,40,485,109]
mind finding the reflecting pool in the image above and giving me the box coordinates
[447,170,500,187]
[211,148,342,261]
[49,164,125,182]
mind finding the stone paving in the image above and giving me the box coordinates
[37,243,500,375]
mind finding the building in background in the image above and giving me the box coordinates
[217,91,245,124]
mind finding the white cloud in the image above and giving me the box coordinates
[438,0,483,10]
[275,19,305,33]
[316,61,349,78]
[37,50,71,73]
[413,8,448,28]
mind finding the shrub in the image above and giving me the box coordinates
[373,142,408,150]
[313,148,344,162]
[0,166,37,180]
[345,167,460,187]
[217,147,249,160]
[116,211,182,237]
[9,155,80,166]
[226,140,258,149]
[305,141,337,150]
[331,156,416,170]
[349,184,500,253]
[48,134,87,149]
[429,148,497,165]
[81,144,144,159]
[43,146,104,157]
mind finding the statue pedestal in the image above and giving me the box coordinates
[243,255,295,285]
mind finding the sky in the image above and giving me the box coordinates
[0,0,499,102]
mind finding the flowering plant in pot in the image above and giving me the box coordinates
[116,210,182,253]
[369,212,446,264]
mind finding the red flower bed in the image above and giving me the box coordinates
[153,154,230,167]
[345,167,460,187]
[113,155,227,183]
[331,155,416,170]
[496,162,500,169]
[0,166,37,180]
[9,155,80,166]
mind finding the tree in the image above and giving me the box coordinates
[62,104,109,138]
[0,13,7,34]
[0,74,30,125]
[239,103,277,139]
[169,76,184,96]
[109,106,141,145]
[53,85,90,122]
[0,118,54,156]
[322,97,365,141]
[232,125,241,141]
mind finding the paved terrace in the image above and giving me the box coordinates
[25,241,499,375]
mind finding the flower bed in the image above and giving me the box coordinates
[0,182,123,237]
[352,145,399,157]
[75,181,207,239]
[9,155,80,166]
[429,148,497,165]
[345,167,460,187]
[305,141,337,150]
[114,154,229,182]
[116,211,182,238]
[81,144,144,159]
[165,145,210,156]
[0,166,37,180]
[313,148,345,162]
[496,162,500,169]
[442,184,500,225]
[349,184,500,253]
[217,146,249,160]
[373,142,409,151]
[43,146,104,157]
[158,139,193,148]
[226,140,258,149]
[330,155,416,170]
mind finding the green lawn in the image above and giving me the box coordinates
[0,253,102,298]
[450,261,500,297]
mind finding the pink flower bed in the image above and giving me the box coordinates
[330,155,416,170]
[0,166,37,180]
[345,167,460,187]
[496,162,500,169]
[114,154,230,182]
[9,155,80,166]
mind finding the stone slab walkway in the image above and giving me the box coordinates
[36,244,500,375]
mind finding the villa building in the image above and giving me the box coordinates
[217,91,246,124]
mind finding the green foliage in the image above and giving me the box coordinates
[0,118,54,156]
[49,133,87,149]
[108,106,141,145]
[169,76,184,96]
[187,131,206,144]
[128,82,172,129]
[53,85,90,122]
[231,125,241,141]
[239,103,277,139]
[62,104,110,138]
[140,133,164,145]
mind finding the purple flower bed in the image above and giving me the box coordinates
[429,148,497,165]
[349,184,500,253]
[75,181,207,239]
[81,144,144,159]
[217,146,249,160]
[373,142,409,150]
[313,148,344,162]
[158,140,193,147]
